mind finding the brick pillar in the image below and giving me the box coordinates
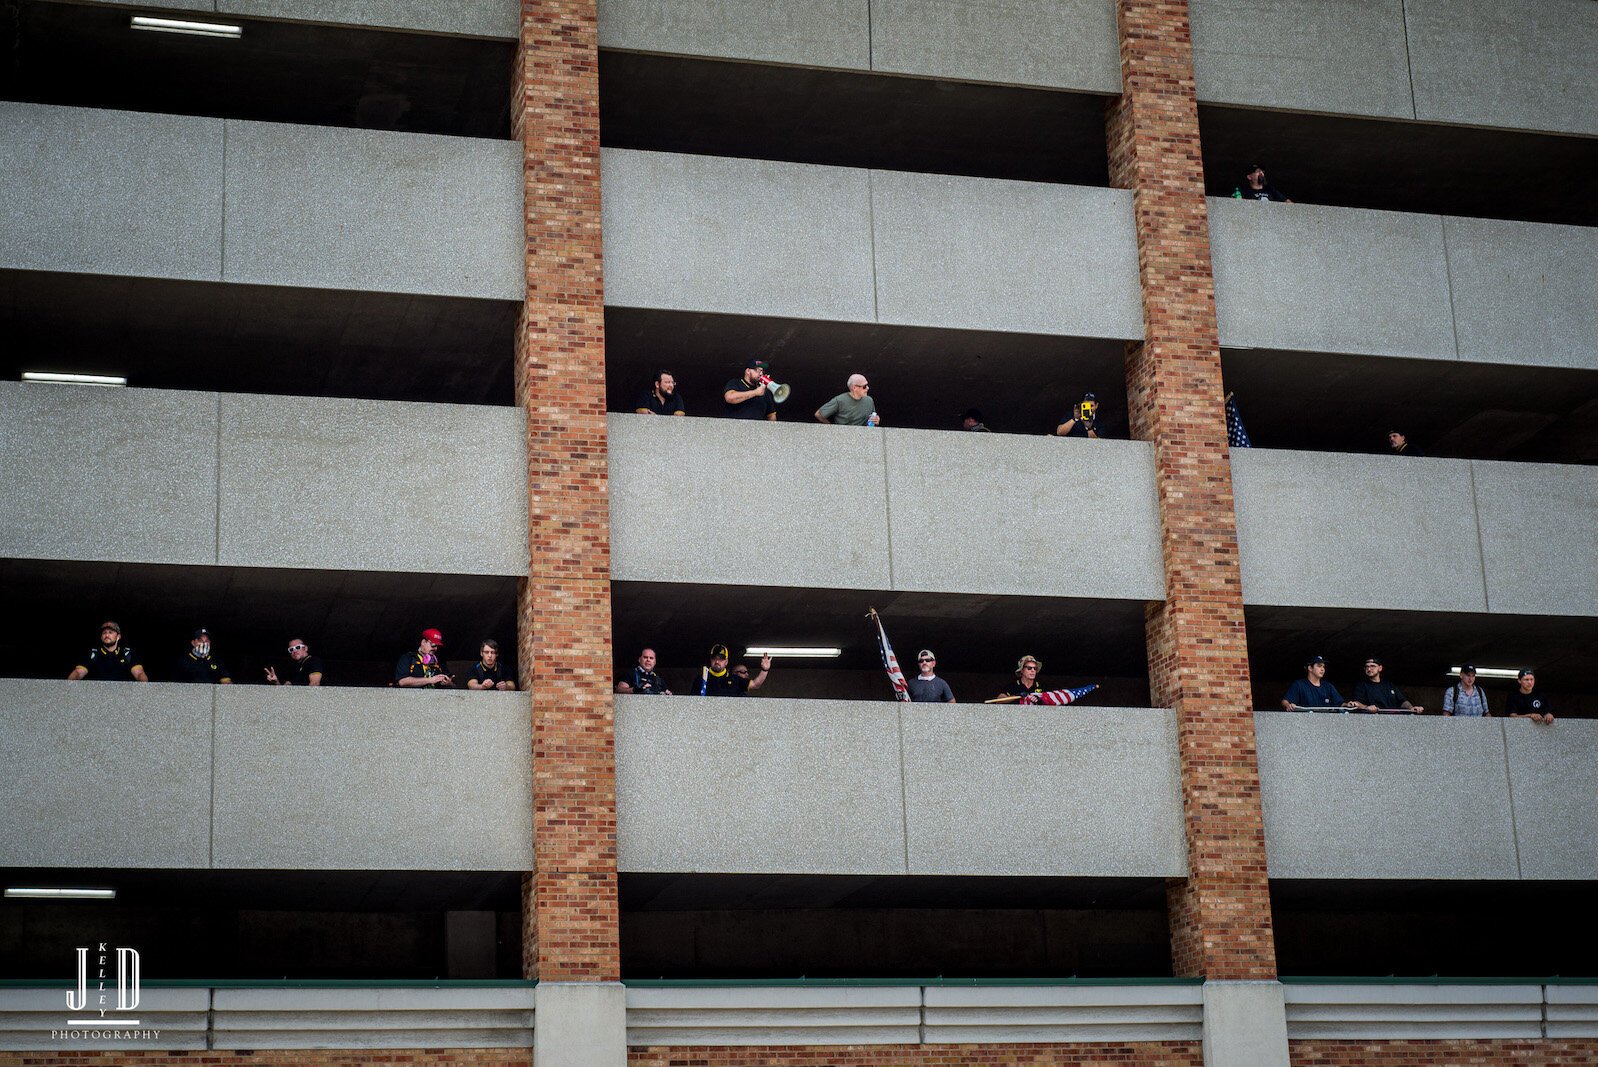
[512,0,620,985]
[1105,0,1276,981]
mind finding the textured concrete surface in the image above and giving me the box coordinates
[1255,713,1519,880]
[598,0,868,68]
[1283,983,1545,1040]
[869,0,1120,93]
[600,149,876,322]
[1202,981,1289,1067]
[0,383,220,566]
[1191,0,1412,119]
[1445,216,1598,372]
[0,103,223,281]
[1209,198,1456,360]
[227,0,518,37]
[1504,719,1598,880]
[0,986,209,1051]
[872,173,1142,339]
[1473,460,1598,618]
[210,686,532,869]
[0,680,213,869]
[614,696,907,874]
[1231,449,1487,612]
[533,983,625,1067]
[222,120,523,300]
[884,430,1163,600]
[1405,0,1598,137]
[608,415,892,589]
[900,705,1187,878]
[217,393,528,575]
[923,984,1203,1044]
[627,985,922,1046]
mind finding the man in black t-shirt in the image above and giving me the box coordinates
[173,627,232,684]
[1238,164,1291,203]
[723,359,777,421]
[1350,656,1423,714]
[267,637,324,686]
[699,644,770,696]
[1388,430,1424,457]
[1000,655,1045,700]
[396,628,453,688]
[634,371,685,417]
[616,647,671,695]
[1055,392,1100,439]
[1504,669,1554,725]
[467,639,517,691]
[68,620,149,682]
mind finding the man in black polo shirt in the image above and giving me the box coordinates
[634,372,685,417]
[699,644,770,695]
[173,627,232,684]
[396,628,453,688]
[68,621,149,682]
[1350,656,1422,714]
[723,359,777,421]
[266,637,324,686]
[467,639,517,691]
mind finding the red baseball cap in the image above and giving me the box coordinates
[422,628,445,645]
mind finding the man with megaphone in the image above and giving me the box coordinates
[722,358,779,422]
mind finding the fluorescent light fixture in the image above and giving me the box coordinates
[5,887,116,900]
[1448,666,1521,680]
[22,372,127,387]
[131,15,243,38]
[744,646,842,659]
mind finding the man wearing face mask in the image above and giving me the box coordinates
[173,627,232,684]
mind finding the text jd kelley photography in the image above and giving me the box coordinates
[51,944,161,1041]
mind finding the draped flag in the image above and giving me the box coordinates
[867,608,912,702]
[1019,683,1099,706]
[1224,393,1252,448]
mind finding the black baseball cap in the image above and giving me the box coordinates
[192,628,210,639]
[709,643,729,658]
[1305,654,1326,667]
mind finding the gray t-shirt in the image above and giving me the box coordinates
[907,675,954,703]
[818,391,877,426]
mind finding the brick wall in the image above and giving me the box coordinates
[1103,0,1276,981]
[628,1044,1202,1066]
[512,0,620,983]
[0,1053,530,1066]
[1290,1040,1598,1065]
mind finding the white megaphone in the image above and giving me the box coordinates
[757,373,791,404]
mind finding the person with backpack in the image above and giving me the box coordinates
[1442,665,1489,717]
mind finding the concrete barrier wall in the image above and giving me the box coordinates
[601,149,1143,340]
[0,104,523,300]
[613,696,1188,878]
[0,680,533,871]
[609,416,1165,600]
[0,383,529,576]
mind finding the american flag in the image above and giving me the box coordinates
[1019,683,1099,706]
[1225,394,1251,448]
[868,609,911,702]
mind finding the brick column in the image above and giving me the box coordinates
[1105,0,1277,982]
[512,0,620,987]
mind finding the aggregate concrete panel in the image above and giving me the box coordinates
[608,415,891,589]
[597,0,869,69]
[600,149,876,323]
[1255,713,1519,880]
[0,680,213,869]
[900,705,1187,878]
[884,430,1164,600]
[1208,198,1456,360]
[0,383,220,566]
[0,103,223,281]
[216,394,528,576]
[869,0,1120,94]
[1444,216,1598,372]
[222,120,524,300]
[211,686,532,869]
[1230,450,1487,612]
[1202,981,1289,1067]
[1504,719,1598,881]
[224,0,518,37]
[872,172,1143,340]
[533,983,626,1067]
[1189,0,1412,119]
[1472,460,1598,618]
[1404,0,1598,137]
[614,696,907,875]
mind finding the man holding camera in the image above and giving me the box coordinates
[1055,391,1100,439]
[723,359,778,421]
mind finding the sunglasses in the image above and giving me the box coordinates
[918,657,935,663]
[288,644,307,652]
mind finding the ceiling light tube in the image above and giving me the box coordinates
[1448,666,1521,680]
[21,372,128,387]
[5,887,116,900]
[744,646,842,659]
[131,15,243,38]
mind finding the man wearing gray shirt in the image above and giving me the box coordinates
[906,649,955,703]
[1442,664,1490,717]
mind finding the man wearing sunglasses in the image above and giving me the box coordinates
[907,649,956,703]
[266,638,324,687]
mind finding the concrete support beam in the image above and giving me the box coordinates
[1202,981,1289,1067]
[533,983,626,1067]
